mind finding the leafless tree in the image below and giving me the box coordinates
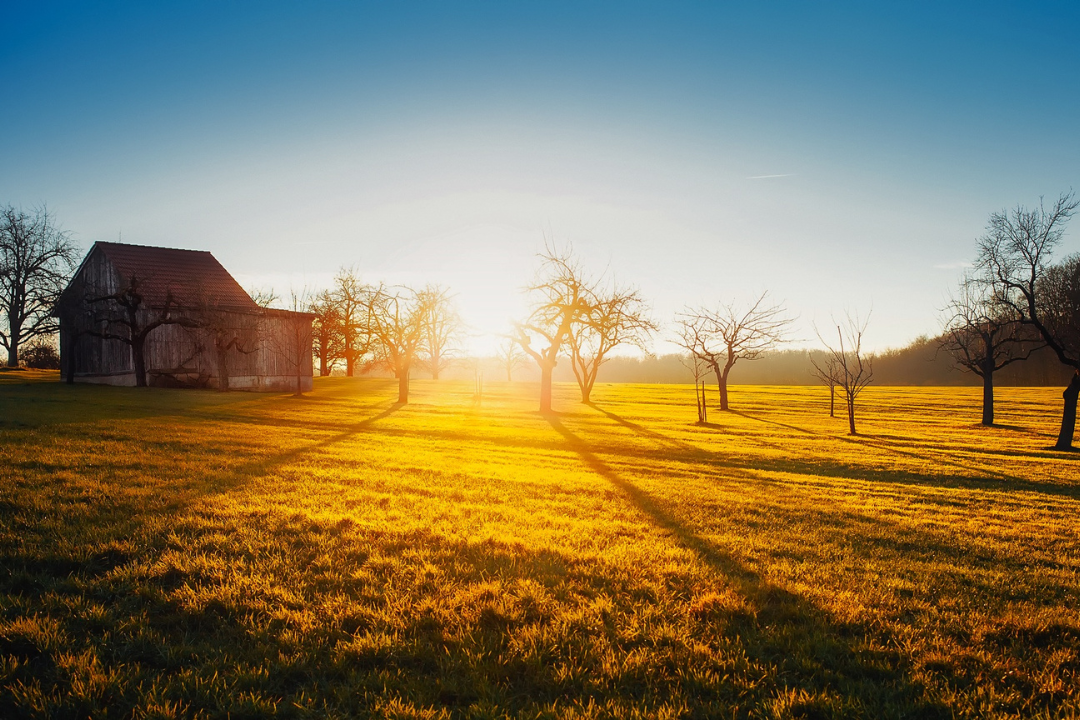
[419,284,463,380]
[940,275,1038,425]
[678,352,710,423]
[366,284,432,404]
[808,351,839,418]
[673,293,793,410]
[976,191,1080,449]
[567,282,656,403]
[308,289,343,377]
[514,246,593,413]
[333,267,373,377]
[0,205,79,366]
[193,295,260,392]
[497,336,527,382]
[811,314,874,435]
[247,286,279,309]
[269,289,314,396]
[80,272,199,387]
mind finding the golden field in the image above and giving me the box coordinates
[0,371,1078,719]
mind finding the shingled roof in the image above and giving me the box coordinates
[92,242,259,311]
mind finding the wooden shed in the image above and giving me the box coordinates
[57,242,313,392]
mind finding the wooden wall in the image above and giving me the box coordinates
[59,248,314,391]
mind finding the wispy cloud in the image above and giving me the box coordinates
[747,173,795,179]
[932,261,972,270]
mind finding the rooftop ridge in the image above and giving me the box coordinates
[93,240,213,254]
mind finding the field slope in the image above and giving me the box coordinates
[1,372,1078,719]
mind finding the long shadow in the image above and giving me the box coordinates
[208,402,405,494]
[542,413,947,717]
[0,400,407,620]
[321,417,1080,501]
[728,408,1060,488]
[588,403,696,451]
[730,409,822,437]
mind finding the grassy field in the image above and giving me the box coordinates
[1,371,1078,719]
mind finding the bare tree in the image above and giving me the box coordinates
[366,284,432,404]
[567,282,656,403]
[0,206,79,366]
[514,246,593,413]
[333,267,373,377]
[674,313,726,412]
[808,351,839,418]
[247,286,279,309]
[674,293,793,410]
[497,336,527,382]
[194,296,260,392]
[308,289,343,377]
[811,314,874,435]
[940,275,1038,425]
[678,352,710,423]
[80,272,198,387]
[976,192,1080,449]
[419,284,463,380]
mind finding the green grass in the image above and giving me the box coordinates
[1,371,1078,718]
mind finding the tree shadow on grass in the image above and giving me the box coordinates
[0,402,406,597]
[543,412,949,719]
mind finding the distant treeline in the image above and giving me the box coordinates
[436,335,1074,387]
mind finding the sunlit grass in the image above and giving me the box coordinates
[1,371,1078,718]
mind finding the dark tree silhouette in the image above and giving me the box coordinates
[514,246,592,413]
[332,267,373,377]
[82,273,198,387]
[674,293,793,410]
[568,281,656,403]
[977,192,1080,449]
[679,351,710,423]
[808,351,839,418]
[0,206,78,366]
[811,314,874,435]
[940,276,1038,425]
[308,289,343,377]
[366,284,432,404]
[194,295,260,392]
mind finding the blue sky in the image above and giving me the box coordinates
[3,1,1078,353]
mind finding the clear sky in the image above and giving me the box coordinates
[3,1,1078,354]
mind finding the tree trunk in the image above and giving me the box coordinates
[132,337,147,387]
[717,370,730,411]
[506,366,513,382]
[847,396,857,435]
[6,326,19,366]
[295,373,302,396]
[431,349,440,380]
[397,372,409,404]
[580,372,593,404]
[828,382,835,417]
[1055,371,1080,451]
[216,345,230,392]
[319,353,328,377]
[539,364,553,413]
[981,365,994,426]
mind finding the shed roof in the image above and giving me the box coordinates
[92,242,259,311]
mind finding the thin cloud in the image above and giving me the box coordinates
[747,173,795,179]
